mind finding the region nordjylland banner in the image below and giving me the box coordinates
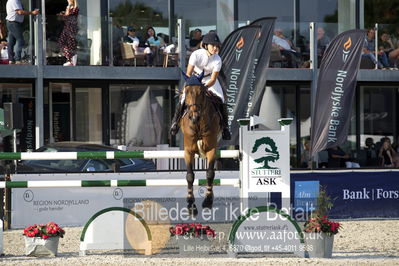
[218,25,261,145]
[311,29,366,156]
[248,17,276,115]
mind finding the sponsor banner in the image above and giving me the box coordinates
[218,25,261,145]
[231,207,304,257]
[19,98,35,151]
[11,170,399,228]
[247,131,290,192]
[11,172,239,229]
[311,29,367,156]
[294,181,319,211]
[291,171,399,219]
[249,17,276,115]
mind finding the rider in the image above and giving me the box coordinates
[169,32,231,140]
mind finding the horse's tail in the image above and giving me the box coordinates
[197,140,206,158]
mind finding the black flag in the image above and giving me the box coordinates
[249,17,276,115]
[218,25,261,145]
[311,29,367,156]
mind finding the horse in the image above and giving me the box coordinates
[179,72,221,216]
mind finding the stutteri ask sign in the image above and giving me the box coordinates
[248,134,289,191]
[240,118,292,210]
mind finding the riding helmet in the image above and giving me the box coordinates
[202,32,221,46]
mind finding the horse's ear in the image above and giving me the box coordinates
[181,70,189,81]
[198,71,205,81]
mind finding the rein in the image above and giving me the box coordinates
[184,85,208,120]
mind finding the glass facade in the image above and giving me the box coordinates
[109,83,171,146]
[0,83,33,155]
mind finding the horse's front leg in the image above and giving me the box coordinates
[202,149,216,209]
[185,151,198,216]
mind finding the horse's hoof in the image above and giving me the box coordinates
[188,203,198,216]
[187,196,195,205]
[202,195,214,209]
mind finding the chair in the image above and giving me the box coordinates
[269,46,289,68]
[46,40,64,65]
[163,52,178,67]
[120,42,146,66]
[360,56,376,69]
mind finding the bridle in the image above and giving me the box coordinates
[185,84,207,123]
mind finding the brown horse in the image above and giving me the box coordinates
[180,72,221,215]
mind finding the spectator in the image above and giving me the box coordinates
[123,26,153,66]
[272,28,301,68]
[157,33,169,44]
[362,28,389,69]
[317,27,331,58]
[0,20,7,40]
[375,136,390,154]
[0,39,9,64]
[380,31,399,68]
[58,0,79,66]
[328,146,360,168]
[6,0,39,64]
[189,28,202,52]
[145,26,165,66]
[378,139,396,167]
[364,137,378,166]
[145,26,165,47]
[378,32,398,68]
[300,140,312,168]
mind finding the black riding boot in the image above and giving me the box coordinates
[219,103,231,140]
[170,101,184,136]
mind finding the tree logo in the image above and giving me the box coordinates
[251,137,280,169]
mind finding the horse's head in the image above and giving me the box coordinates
[182,72,206,124]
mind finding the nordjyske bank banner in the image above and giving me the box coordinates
[311,29,366,156]
[218,25,261,145]
[291,171,399,219]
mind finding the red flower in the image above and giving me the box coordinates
[23,222,65,239]
[169,223,216,238]
[304,215,341,236]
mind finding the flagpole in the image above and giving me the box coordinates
[310,22,318,169]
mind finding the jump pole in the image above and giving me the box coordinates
[0,150,240,160]
[0,178,240,188]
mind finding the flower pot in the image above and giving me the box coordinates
[177,236,211,256]
[304,232,334,258]
[24,236,60,257]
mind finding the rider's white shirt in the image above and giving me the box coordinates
[181,48,225,103]
[189,48,222,76]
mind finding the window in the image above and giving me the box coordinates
[358,86,398,167]
[109,84,172,147]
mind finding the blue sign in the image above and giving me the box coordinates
[294,181,319,212]
[291,171,399,219]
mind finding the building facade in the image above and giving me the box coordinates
[0,0,398,169]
